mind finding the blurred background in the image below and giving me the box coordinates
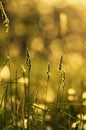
[0,0,86,129]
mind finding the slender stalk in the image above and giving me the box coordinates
[22,97,25,130]
[56,56,63,106]
[79,97,83,130]
[55,56,63,129]
[68,109,71,130]
[22,65,27,130]
[34,90,39,127]
[26,47,31,130]
[4,12,14,128]
[0,4,9,128]
[0,1,9,33]
[6,38,13,129]
[15,70,18,127]
[3,83,8,130]
[43,62,50,125]
[61,70,66,112]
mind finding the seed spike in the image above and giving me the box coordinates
[59,56,63,70]
[62,70,66,90]
[47,62,50,81]
[26,47,31,71]
[0,1,9,33]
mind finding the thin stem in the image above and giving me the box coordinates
[61,70,66,112]
[55,56,63,129]
[43,62,50,124]
[15,70,18,126]
[7,42,13,129]
[26,47,31,130]
[34,90,39,122]
[3,83,8,130]
[68,109,71,130]
[22,66,28,130]
[4,17,14,128]
[0,1,9,33]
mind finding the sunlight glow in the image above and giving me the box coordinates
[60,13,68,37]
[18,77,28,84]
[82,92,86,99]
[45,88,55,103]
[0,66,10,80]
[77,114,86,120]
[68,95,75,101]
[67,53,83,70]
[46,126,53,130]
[49,39,63,61]
[41,0,55,5]
[31,37,44,52]
[37,0,54,14]
[82,100,86,106]
[72,122,77,128]
[33,103,48,116]
[66,0,86,6]
[24,119,28,129]
[83,124,86,130]
[67,88,76,95]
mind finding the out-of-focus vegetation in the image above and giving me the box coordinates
[0,0,86,129]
